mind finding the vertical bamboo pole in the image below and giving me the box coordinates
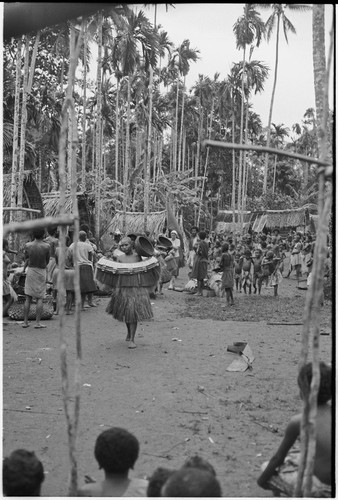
[57,22,83,497]
[295,18,333,498]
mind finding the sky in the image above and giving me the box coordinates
[139,3,334,134]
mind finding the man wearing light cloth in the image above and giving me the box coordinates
[23,228,50,328]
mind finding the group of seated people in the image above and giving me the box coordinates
[3,362,332,497]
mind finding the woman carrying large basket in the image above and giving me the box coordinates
[99,236,160,349]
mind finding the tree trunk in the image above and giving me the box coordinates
[173,78,180,171]
[122,76,132,232]
[231,105,236,228]
[10,37,23,226]
[95,12,103,238]
[178,76,186,172]
[144,64,154,232]
[17,35,30,226]
[115,77,120,183]
[27,31,40,94]
[81,20,87,191]
[263,13,280,193]
[237,45,246,232]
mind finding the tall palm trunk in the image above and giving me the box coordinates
[81,20,87,191]
[115,77,120,183]
[231,102,236,227]
[197,98,214,226]
[122,76,132,232]
[17,35,30,223]
[237,46,246,233]
[144,64,153,232]
[27,31,40,93]
[178,76,186,171]
[242,98,250,212]
[10,37,23,227]
[173,79,180,171]
[263,12,280,193]
[95,12,103,238]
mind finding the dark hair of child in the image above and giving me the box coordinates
[183,455,217,476]
[261,241,267,249]
[94,427,139,474]
[162,467,222,497]
[3,449,45,496]
[32,227,46,240]
[298,362,332,404]
[198,231,206,240]
[222,243,229,253]
[146,467,176,496]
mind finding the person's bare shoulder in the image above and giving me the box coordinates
[77,482,102,497]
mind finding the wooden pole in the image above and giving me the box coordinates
[202,140,331,168]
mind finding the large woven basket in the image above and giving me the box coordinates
[8,295,54,321]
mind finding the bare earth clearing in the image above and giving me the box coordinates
[3,258,332,497]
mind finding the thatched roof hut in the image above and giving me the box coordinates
[100,210,167,252]
[42,191,94,234]
[251,206,316,234]
[2,171,44,224]
[214,210,253,234]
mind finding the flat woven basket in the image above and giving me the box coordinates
[8,295,54,321]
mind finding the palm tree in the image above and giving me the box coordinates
[258,3,312,193]
[113,9,156,230]
[169,39,199,172]
[233,3,265,229]
[270,123,289,193]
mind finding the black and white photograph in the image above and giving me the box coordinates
[2,3,334,497]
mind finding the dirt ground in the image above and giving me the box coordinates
[2,256,333,497]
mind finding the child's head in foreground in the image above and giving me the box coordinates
[94,427,139,475]
[147,467,176,496]
[298,362,332,404]
[182,455,217,476]
[161,467,222,497]
[3,449,45,496]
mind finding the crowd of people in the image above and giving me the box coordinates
[2,361,332,496]
[2,222,332,496]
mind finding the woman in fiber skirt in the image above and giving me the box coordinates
[106,237,153,349]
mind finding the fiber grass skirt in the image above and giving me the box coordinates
[106,287,153,323]
[79,264,97,293]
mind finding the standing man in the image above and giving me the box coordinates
[22,228,50,328]
[68,230,97,310]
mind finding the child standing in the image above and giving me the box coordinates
[165,247,179,290]
[240,249,253,294]
[218,243,234,306]
[252,248,263,294]
[234,252,242,293]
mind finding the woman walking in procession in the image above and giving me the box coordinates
[218,242,235,306]
[106,237,153,349]
[191,231,209,296]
